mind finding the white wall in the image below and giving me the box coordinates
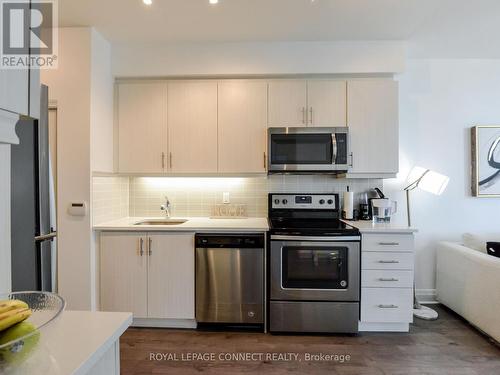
[91,30,114,173]
[42,28,93,310]
[385,59,500,295]
[113,41,406,77]
[41,27,114,310]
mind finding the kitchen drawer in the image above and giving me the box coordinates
[362,234,414,252]
[361,288,412,323]
[362,252,414,270]
[362,270,413,288]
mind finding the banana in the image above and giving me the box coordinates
[0,300,29,315]
[0,307,32,332]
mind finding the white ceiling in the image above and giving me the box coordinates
[59,0,438,43]
[59,0,500,57]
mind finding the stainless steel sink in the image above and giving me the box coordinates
[133,219,187,226]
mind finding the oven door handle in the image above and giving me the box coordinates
[271,235,360,242]
[331,133,337,164]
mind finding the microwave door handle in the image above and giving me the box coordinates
[331,134,338,164]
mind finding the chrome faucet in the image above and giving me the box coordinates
[160,196,171,218]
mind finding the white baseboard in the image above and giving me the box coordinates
[416,289,438,304]
[132,318,197,329]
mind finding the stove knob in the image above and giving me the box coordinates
[274,199,280,205]
[319,199,325,205]
[327,199,334,205]
[282,199,288,205]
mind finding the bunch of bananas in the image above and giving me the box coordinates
[0,300,32,333]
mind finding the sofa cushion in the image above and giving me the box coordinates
[486,242,500,258]
[462,233,500,254]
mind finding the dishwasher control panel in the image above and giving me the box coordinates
[196,234,265,248]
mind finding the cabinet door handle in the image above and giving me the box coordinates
[302,107,306,124]
[378,278,399,282]
[309,107,313,124]
[139,238,144,257]
[379,242,400,246]
[263,152,267,169]
[378,304,399,309]
[148,238,152,256]
[161,152,165,169]
[378,260,400,264]
[169,152,173,169]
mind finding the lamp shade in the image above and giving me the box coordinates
[407,166,449,196]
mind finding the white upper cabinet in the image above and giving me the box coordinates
[268,80,347,127]
[268,80,307,127]
[0,69,29,116]
[218,80,268,173]
[167,81,218,173]
[118,82,166,174]
[347,80,399,177]
[114,78,398,176]
[307,80,347,127]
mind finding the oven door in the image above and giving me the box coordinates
[270,238,360,301]
[268,127,349,172]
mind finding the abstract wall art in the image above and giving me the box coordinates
[472,125,500,197]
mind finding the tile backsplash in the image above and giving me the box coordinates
[93,176,130,224]
[92,175,382,223]
[128,176,382,218]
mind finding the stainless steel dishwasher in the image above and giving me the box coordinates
[195,234,264,325]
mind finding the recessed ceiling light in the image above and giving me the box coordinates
[143,0,152,5]
[209,0,219,4]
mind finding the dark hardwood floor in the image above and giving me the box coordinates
[120,305,500,375]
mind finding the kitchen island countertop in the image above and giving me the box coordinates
[7,310,132,375]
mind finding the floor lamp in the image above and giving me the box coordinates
[404,166,449,320]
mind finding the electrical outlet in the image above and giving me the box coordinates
[223,192,230,204]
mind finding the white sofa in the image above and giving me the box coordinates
[436,240,500,342]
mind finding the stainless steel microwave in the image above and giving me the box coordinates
[267,127,350,173]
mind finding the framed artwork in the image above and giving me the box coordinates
[471,125,500,197]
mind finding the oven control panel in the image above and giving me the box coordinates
[270,194,338,210]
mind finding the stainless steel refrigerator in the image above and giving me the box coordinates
[11,85,57,292]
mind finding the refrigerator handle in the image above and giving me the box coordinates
[35,232,57,242]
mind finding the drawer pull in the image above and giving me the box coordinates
[379,242,400,246]
[378,278,399,282]
[378,260,399,264]
[378,304,399,309]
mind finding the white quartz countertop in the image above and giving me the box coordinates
[342,220,418,234]
[93,216,269,232]
[7,310,132,375]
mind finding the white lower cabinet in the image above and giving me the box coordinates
[100,232,148,318]
[147,233,195,319]
[361,288,413,323]
[100,232,195,324]
[359,233,415,332]
[362,270,413,288]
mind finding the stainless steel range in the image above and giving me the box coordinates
[268,193,360,333]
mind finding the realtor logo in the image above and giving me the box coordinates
[1,0,58,69]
